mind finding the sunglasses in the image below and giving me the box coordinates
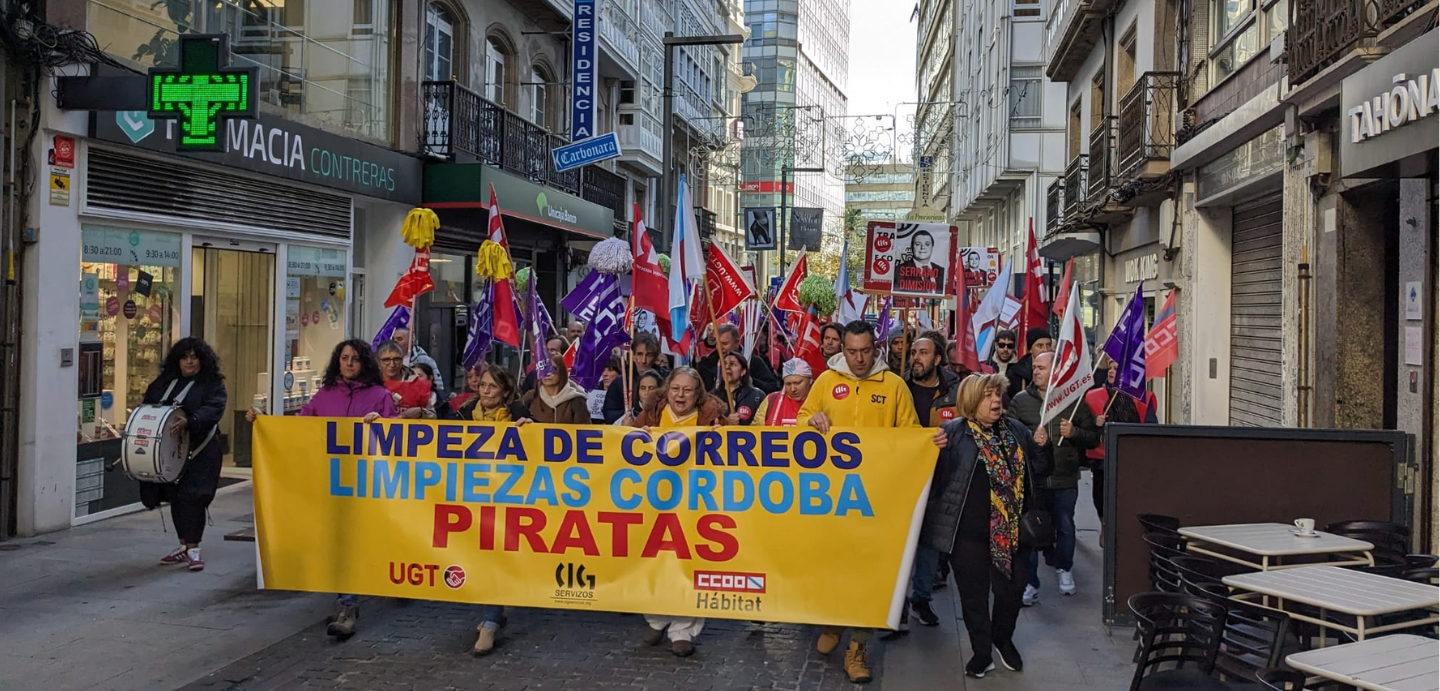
[996,342,1016,350]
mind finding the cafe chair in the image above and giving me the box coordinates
[1145,532,1190,593]
[1129,592,1233,691]
[1399,566,1438,584]
[1140,513,1184,536]
[1404,554,1438,569]
[1254,668,1306,690]
[1185,582,1297,684]
[1324,520,1410,559]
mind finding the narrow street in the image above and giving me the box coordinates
[1,476,1135,691]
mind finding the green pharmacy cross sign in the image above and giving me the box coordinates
[147,34,258,151]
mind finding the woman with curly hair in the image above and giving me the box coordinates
[140,337,228,572]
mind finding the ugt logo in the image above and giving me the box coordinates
[555,562,596,590]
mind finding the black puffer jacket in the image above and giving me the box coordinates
[137,374,228,509]
[918,416,1051,554]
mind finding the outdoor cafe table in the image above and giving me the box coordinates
[1286,634,1439,691]
[1223,566,1439,643]
[1178,523,1374,570]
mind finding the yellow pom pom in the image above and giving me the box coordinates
[474,240,514,281]
[401,208,438,249]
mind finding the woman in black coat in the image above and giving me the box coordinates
[718,352,766,426]
[138,337,228,572]
[920,372,1050,679]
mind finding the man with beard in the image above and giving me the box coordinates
[901,332,961,630]
[1005,327,1053,400]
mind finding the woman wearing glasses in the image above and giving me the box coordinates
[628,366,728,656]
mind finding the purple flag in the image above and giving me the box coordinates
[570,275,629,390]
[372,305,411,350]
[1101,282,1148,401]
[562,270,618,324]
[528,276,557,379]
[462,283,495,370]
[875,297,895,340]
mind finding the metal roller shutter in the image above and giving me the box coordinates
[1229,195,1284,426]
[86,147,351,238]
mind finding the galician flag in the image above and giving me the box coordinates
[972,257,1015,361]
[1040,281,1094,426]
[668,175,705,344]
[835,233,867,323]
[1101,282,1148,401]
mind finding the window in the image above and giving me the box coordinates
[1208,0,1282,84]
[1009,66,1042,129]
[1212,22,1258,82]
[1012,0,1042,18]
[1118,26,1138,93]
[424,3,455,82]
[486,36,508,105]
[1068,101,1082,159]
[531,64,552,130]
[1214,0,1251,38]
[1090,73,1104,125]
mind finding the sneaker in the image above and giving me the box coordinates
[185,548,204,572]
[1057,569,1076,595]
[1022,584,1040,607]
[911,599,940,626]
[327,603,359,640]
[996,641,1024,671]
[472,626,497,656]
[816,626,844,655]
[642,626,666,646]
[671,639,695,657]
[843,641,872,683]
[159,547,187,565]
[965,655,996,678]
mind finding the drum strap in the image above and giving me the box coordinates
[160,380,218,461]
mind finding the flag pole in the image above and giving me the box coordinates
[701,270,734,415]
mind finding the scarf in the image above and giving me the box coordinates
[967,420,1025,577]
[472,403,512,423]
[660,406,699,427]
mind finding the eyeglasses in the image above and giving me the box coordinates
[379,356,404,364]
[995,343,1015,350]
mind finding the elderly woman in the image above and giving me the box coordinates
[753,358,814,426]
[376,340,435,419]
[922,373,1049,679]
[457,363,526,423]
[629,367,727,656]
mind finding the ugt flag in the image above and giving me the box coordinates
[1102,282,1148,401]
[1040,281,1094,426]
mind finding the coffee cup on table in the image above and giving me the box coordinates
[1294,518,1316,535]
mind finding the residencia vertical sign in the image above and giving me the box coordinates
[572,0,597,142]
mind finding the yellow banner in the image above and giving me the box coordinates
[253,417,938,628]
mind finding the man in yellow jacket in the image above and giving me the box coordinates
[798,320,947,683]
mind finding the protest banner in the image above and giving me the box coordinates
[253,419,939,629]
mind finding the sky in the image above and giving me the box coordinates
[845,0,918,151]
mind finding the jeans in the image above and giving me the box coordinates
[337,594,358,606]
[1026,487,1078,587]
[910,546,944,602]
[479,605,505,630]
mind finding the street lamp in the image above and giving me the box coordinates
[660,31,745,247]
[778,165,824,277]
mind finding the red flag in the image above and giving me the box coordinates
[1144,290,1178,379]
[774,254,808,312]
[487,184,521,347]
[384,247,435,308]
[794,311,827,373]
[1052,258,1074,317]
[1018,219,1049,352]
[630,204,670,333]
[563,339,577,370]
[704,244,755,320]
[954,257,981,372]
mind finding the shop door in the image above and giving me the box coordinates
[191,245,275,468]
[1229,195,1284,427]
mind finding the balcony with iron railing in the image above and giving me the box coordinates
[1116,72,1179,184]
[422,80,626,224]
[1087,117,1115,204]
[1046,178,1064,234]
[1285,0,1431,86]
[1062,155,1088,219]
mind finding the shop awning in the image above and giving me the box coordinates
[1039,230,1102,261]
[423,164,615,240]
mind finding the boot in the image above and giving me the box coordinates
[843,641,873,683]
[327,602,359,640]
[642,626,666,646]
[472,626,497,656]
[815,626,844,655]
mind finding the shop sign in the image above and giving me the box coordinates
[93,109,423,205]
[81,273,100,320]
[570,0,597,141]
[287,246,347,277]
[1123,253,1159,285]
[1196,126,1283,202]
[81,226,181,267]
[1341,32,1440,178]
[146,34,258,151]
[479,167,615,238]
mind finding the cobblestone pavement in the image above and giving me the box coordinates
[182,599,888,691]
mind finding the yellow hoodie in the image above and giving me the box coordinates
[797,353,922,428]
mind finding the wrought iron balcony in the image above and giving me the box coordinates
[422,80,578,195]
[1286,0,1429,86]
[1117,72,1179,180]
[1063,155,1088,219]
[582,166,628,233]
[1088,117,1115,204]
[1046,178,1064,234]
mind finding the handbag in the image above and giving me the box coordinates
[1015,430,1056,549]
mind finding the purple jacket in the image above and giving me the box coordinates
[298,380,397,418]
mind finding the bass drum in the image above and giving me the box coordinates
[121,405,191,483]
